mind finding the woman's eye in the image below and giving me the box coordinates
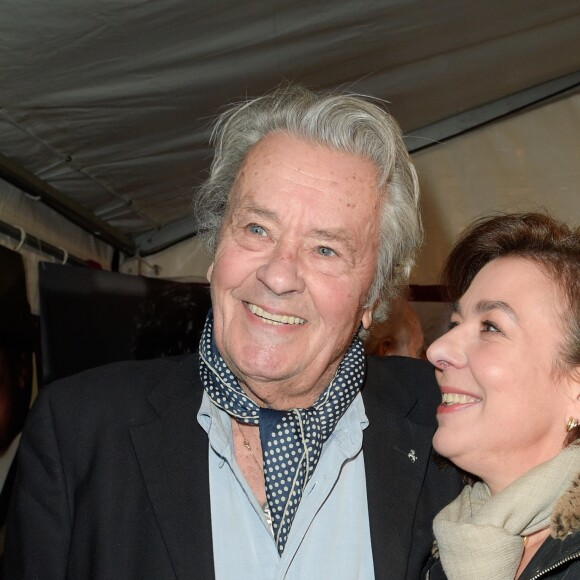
[482,320,501,333]
[247,224,266,237]
[317,246,336,257]
[447,320,459,331]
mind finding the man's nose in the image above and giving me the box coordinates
[255,242,306,296]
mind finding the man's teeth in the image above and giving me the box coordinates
[246,303,306,326]
[441,393,480,406]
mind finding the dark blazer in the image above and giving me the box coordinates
[3,354,461,579]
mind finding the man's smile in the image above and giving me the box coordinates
[244,302,307,326]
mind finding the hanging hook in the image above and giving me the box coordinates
[13,226,26,252]
[136,253,161,276]
[57,246,69,265]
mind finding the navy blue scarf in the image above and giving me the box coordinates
[199,312,365,554]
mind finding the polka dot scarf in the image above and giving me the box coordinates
[199,311,366,554]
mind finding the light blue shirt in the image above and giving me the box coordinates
[197,391,375,579]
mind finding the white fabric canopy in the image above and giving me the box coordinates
[0,0,578,298]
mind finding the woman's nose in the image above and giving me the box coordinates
[426,327,466,370]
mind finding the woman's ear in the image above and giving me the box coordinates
[564,366,580,415]
[569,366,580,396]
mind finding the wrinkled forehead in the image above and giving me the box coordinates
[228,132,382,211]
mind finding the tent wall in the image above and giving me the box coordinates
[0,181,113,312]
[412,91,580,284]
[120,235,211,284]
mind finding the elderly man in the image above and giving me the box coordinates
[4,86,460,579]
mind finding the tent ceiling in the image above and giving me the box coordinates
[1,0,579,256]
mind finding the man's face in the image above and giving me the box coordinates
[208,132,381,409]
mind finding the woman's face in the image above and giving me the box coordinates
[427,256,579,494]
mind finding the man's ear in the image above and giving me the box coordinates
[376,340,394,357]
[361,306,374,330]
[206,262,214,283]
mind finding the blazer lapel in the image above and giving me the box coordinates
[362,357,439,580]
[130,357,214,579]
[364,411,435,579]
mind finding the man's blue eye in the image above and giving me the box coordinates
[317,246,336,257]
[248,224,266,236]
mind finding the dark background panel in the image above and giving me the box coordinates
[39,263,211,384]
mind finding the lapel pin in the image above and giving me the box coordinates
[407,449,417,463]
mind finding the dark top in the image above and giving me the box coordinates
[4,354,461,579]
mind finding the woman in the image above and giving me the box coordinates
[423,212,580,580]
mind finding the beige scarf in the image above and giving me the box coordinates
[433,445,580,580]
